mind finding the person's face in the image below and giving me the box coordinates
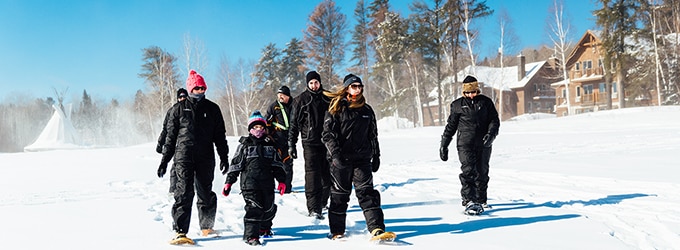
[192,86,206,94]
[277,93,290,104]
[251,124,265,131]
[178,95,186,102]
[308,79,320,91]
[348,83,363,96]
[463,90,478,98]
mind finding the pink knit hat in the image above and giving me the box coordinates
[186,69,207,92]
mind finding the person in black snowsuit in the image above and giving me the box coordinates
[158,70,229,244]
[440,75,500,214]
[156,88,187,194]
[223,110,287,246]
[322,74,387,239]
[265,85,294,193]
[288,70,331,219]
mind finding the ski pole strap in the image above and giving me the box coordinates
[272,122,287,130]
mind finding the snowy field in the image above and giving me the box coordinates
[1,106,679,249]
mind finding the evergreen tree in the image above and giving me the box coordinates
[303,0,347,86]
[280,38,307,94]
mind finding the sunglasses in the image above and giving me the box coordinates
[463,91,478,94]
[349,84,364,89]
[193,86,205,91]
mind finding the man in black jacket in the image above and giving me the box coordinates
[156,88,187,194]
[288,71,331,219]
[440,75,500,215]
[158,70,229,245]
[265,86,294,193]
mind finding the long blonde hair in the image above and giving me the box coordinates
[325,86,365,115]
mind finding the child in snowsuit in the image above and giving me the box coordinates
[222,110,287,246]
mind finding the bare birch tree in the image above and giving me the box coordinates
[181,33,209,75]
[548,0,573,114]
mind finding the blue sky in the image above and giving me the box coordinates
[0,0,598,103]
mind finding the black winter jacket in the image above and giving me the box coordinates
[225,135,286,191]
[265,99,292,152]
[161,97,229,164]
[322,100,380,162]
[288,88,330,146]
[442,94,500,148]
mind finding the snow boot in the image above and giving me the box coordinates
[329,233,345,240]
[201,228,217,237]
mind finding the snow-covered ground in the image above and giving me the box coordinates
[1,106,679,249]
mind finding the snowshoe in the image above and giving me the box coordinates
[245,237,261,246]
[309,211,325,220]
[201,228,218,237]
[169,233,195,245]
[464,202,484,215]
[259,229,274,238]
[328,233,346,240]
[481,203,492,209]
[369,229,396,242]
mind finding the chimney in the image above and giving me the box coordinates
[517,54,526,81]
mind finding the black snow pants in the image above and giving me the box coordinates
[328,159,385,235]
[457,146,492,204]
[172,160,217,234]
[302,144,330,214]
[242,190,277,240]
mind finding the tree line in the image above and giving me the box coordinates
[1,0,678,152]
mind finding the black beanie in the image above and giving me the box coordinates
[306,71,321,84]
[463,75,477,83]
[177,88,188,99]
[277,86,291,97]
[342,74,362,88]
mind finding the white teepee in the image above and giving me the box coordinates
[24,104,81,152]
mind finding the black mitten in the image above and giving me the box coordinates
[482,134,496,148]
[371,156,380,172]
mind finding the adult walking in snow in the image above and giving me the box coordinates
[439,75,500,215]
[222,110,287,246]
[156,87,188,194]
[265,85,294,193]
[322,74,395,241]
[288,70,331,219]
[157,70,230,245]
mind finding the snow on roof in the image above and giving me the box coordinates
[454,61,547,90]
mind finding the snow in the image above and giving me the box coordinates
[1,106,679,249]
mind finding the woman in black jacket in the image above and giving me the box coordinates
[322,74,394,242]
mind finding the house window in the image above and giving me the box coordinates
[584,84,593,94]
[612,82,618,94]
[598,59,603,69]
[599,83,606,93]
[562,89,567,98]
[576,86,581,97]
[583,60,592,73]
[575,62,581,71]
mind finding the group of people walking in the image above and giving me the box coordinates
[156,70,499,246]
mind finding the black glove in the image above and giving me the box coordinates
[371,155,380,172]
[288,142,297,159]
[440,135,452,161]
[219,160,228,175]
[440,147,449,161]
[482,134,496,148]
[157,161,168,178]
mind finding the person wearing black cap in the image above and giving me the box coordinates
[265,86,294,193]
[156,88,189,194]
[288,70,331,219]
[321,73,394,241]
[439,75,500,215]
